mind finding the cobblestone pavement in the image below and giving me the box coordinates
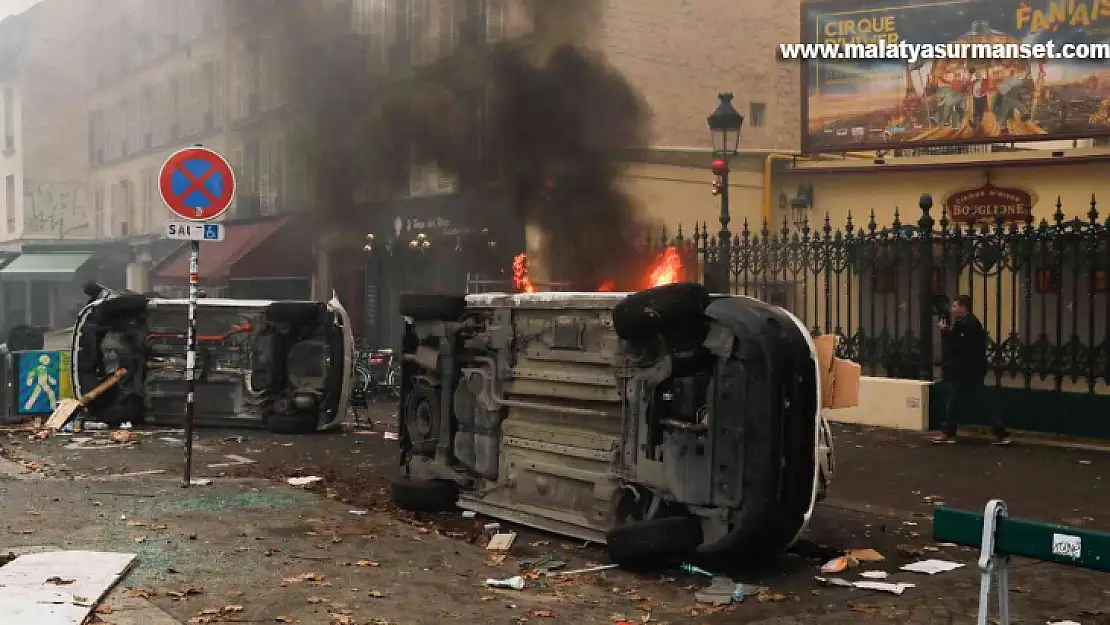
[2,412,1109,623]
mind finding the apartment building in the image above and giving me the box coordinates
[0,0,96,333]
[84,0,315,298]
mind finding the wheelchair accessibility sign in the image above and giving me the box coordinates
[16,350,73,415]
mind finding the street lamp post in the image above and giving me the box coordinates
[707,92,743,292]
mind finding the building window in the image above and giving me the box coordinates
[141,168,156,234]
[749,101,766,128]
[140,88,153,149]
[4,175,13,232]
[125,97,138,156]
[3,87,13,151]
[112,180,132,237]
[92,184,105,237]
[88,109,106,165]
[169,75,181,140]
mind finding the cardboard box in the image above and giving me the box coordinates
[812,334,860,409]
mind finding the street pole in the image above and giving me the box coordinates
[718,161,732,294]
[182,239,199,487]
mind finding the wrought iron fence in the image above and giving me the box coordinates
[648,193,1110,394]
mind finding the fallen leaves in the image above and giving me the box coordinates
[187,605,243,624]
[281,572,326,586]
[45,576,75,585]
[165,586,203,600]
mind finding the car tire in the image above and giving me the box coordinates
[389,476,459,512]
[613,283,709,343]
[398,293,467,322]
[266,413,318,434]
[606,516,704,566]
[403,382,440,456]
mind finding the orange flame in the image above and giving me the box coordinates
[646,246,682,288]
[597,279,616,291]
[512,253,535,293]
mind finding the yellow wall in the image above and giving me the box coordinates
[776,161,1110,231]
[619,160,766,239]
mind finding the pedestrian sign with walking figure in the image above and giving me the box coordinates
[16,350,73,415]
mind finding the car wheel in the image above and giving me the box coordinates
[403,383,440,455]
[606,516,703,566]
[613,282,709,343]
[265,413,318,434]
[389,476,458,512]
[398,293,467,322]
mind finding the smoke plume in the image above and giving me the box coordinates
[231,1,651,289]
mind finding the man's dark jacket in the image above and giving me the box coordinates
[941,313,989,384]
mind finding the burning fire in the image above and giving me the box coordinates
[510,246,682,293]
[512,253,535,293]
[646,247,682,288]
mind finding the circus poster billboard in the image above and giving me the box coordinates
[802,0,1110,152]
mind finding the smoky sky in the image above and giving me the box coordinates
[231,1,651,289]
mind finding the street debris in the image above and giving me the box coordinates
[678,563,714,578]
[461,511,477,519]
[815,576,916,595]
[852,580,916,595]
[900,559,966,575]
[859,571,889,579]
[382,431,399,440]
[189,478,213,486]
[820,556,852,573]
[693,577,769,605]
[188,604,244,623]
[165,586,203,599]
[485,575,526,590]
[349,509,368,515]
[545,563,619,577]
[0,550,136,625]
[107,430,135,444]
[287,476,323,487]
[486,532,517,551]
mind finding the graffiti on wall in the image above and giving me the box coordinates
[23,180,91,238]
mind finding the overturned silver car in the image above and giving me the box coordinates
[70,286,354,433]
[390,283,835,564]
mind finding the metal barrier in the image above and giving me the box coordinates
[933,499,1110,624]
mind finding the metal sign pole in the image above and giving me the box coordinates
[182,240,199,487]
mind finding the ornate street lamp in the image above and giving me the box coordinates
[707,92,743,292]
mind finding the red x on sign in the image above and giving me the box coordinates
[158,146,237,222]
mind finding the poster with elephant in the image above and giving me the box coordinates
[16,350,74,415]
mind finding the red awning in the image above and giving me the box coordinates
[153,217,292,286]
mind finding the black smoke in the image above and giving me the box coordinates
[230,1,651,289]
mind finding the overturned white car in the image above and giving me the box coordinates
[390,282,835,564]
[70,286,354,433]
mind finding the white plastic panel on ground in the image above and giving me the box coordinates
[0,550,137,625]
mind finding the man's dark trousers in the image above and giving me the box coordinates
[942,381,1005,438]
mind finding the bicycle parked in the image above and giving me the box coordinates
[350,341,400,429]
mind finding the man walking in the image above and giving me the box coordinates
[932,295,1010,445]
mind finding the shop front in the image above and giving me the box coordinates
[151,215,314,300]
[0,242,126,335]
[351,193,520,348]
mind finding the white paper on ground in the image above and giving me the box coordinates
[859,570,889,579]
[853,580,916,595]
[900,559,966,575]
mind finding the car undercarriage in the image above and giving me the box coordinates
[391,283,833,564]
